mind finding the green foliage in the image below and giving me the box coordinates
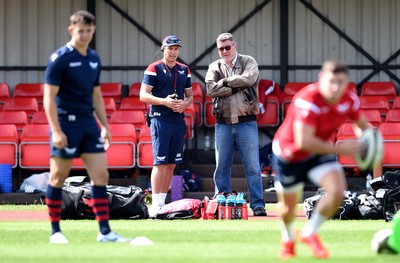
[0,219,399,263]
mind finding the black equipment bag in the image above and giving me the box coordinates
[61,178,148,220]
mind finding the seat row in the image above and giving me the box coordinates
[0,123,155,170]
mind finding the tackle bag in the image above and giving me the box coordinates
[155,198,202,220]
[61,177,148,220]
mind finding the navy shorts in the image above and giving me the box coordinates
[151,118,186,165]
[50,114,105,159]
[272,154,340,188]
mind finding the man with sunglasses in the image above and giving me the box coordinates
[205,32,266,216]
[140,35,193,218]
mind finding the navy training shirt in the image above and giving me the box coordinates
[142,60,192,122]
[45,43,101,115]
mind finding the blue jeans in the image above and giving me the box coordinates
[213,121,265,210]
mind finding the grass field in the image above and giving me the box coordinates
[0,205,398,263]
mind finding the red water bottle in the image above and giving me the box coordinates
[226,195,236,220]
[242,202,248,220]
[217,195,226,220]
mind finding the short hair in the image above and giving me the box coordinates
[70,10,96,26]
[321,60,349,75]
[216,33,235,43]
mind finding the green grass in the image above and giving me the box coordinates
[0,212,399,263]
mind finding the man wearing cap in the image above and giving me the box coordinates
[140,35,193,217]
[205,33,267,216]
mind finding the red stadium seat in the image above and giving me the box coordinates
[13,83,45,103]
[109,110,146,138]
[3,97,39,119]
[361,82,396,102]
[0,124,18,168]
[103,97,117,117]
[258,79,280,126]
[31,111,48,124]
[204,96,215,127]
[258,79,281,102]
[184,103,195,139]
[385,109,400,123]
[19,124,50,169]
[128,82,141,97]
[335,123,358,168]
[191,82,204,126]
[379,123,400,168]
[0,111,28,138]
[100,82,122,104]
[106,124,137,168]
[257,100,280,127]
[391,96,400,109]
[119,97,146,112]
[359,96,390,121]
[360,109,381,127]
[137,125,154,168]
[281,82,312,119]
[0,83,10,110]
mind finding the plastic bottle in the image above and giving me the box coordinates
[366,173,373,192]
[204,135,210,150]
[236,193,245,220]
[217,195,226,220]
[226,195,236,220]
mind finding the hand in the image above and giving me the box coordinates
[101,127,111,151]
[166,94,184,113]
[52,130,68,149]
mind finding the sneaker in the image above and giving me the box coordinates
[50,231,69,244]
[148,205,161,218]
[300,233,329,259]
[280,240,296,260]
[97,231,132,243]
[253,207,267,216]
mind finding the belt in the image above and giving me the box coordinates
[216,115,256,124]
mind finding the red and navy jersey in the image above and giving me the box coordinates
[273,83,360,162]
[45,43,101,115]
[142,60,192,122]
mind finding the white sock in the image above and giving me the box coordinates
[302,211,327,237]
[152,193,159,207]
[281,221,295,242]
[159,193,167,206]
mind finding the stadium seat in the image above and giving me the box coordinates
[391,96,400,109]
[31,111,48,124]
[119,97,146,112]
[13,83,45,104]
[0,124,18,168]
[191,82,204,126]
[258,79,281,102]
[0,111,28,138]
[0,83,10,110]
[379,123,400,168]
[19,124,50,169]
[361,82,397,102]
[359,109,381,127]
[335,123,358,168]
[184,103,195,139]
[109,110,146,138]
[281,82,312,119]
[359,96,390,121]
[257,79,280,127]
[385,109,400,123]
[103,97,117,117]
[137,125,154,168]
[257,100,280,127]
[100,82,122,104]
[204,96,216,127]
[128,82,141,97]
[106,123,136,168]
[3,97,39,119]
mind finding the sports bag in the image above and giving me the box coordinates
[155,198,202,220]
[61,177,148,220]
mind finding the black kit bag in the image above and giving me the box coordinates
[383,186,400,222]
[61,177,148,220]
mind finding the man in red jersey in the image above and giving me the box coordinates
[272,60,370,259]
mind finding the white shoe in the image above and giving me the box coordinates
[50,231,69,244]
[148,205,161,218]
[97,231,132,243]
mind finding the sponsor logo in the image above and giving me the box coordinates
[68,115,76,122]
[69,62,82,67]
[64,147,77,155]
[157,156,166,161]
[176,153,182,158]
[153,112,161,116]
[89,61,98,69]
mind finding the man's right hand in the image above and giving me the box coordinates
[52,130,68,149]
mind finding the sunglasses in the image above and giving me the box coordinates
[217,44,234,52]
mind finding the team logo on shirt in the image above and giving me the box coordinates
[89,62,98,69]
[336,102,350,113]
[163,69,167,74]
[64,147,77,155]
[178,70,185,75]
[69,62,82,67]
[50,53,59,62]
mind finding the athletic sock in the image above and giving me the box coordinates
[281,221,295,242]
[302,211,327,237]
[152,193,160,207]
[159,193,167,206]
[91,185,111,235]
[45,185,62,235]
